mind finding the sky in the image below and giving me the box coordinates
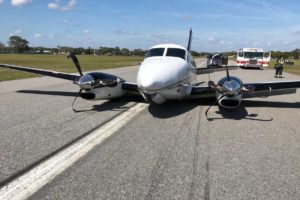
[0,0,300,52]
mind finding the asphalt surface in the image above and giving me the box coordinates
[1,59,300,199]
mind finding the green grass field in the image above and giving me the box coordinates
[270,60,300,76]
[0,54,143,81]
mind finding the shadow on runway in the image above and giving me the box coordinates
[206,100,300,121]
[72,95,145,113]
[206,106,273,121]
[148,99,200,119]
[17,90,78,97]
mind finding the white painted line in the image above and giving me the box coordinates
[0,103,148,200]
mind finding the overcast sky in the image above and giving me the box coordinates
[1,0,300,52]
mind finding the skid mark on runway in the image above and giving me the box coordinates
[188,106,211,200]
[145,110,196,199]
[204,160,210,200]
[188,106,202,200]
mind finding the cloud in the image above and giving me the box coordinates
[150,33,173,40]
[49,34,55,39]
[208,36,216,42]
[114,29,138,36]
[11,0,32,6]
[8,29,23,36]
[48,0,77,11]
[0,0,4,5]
[33,33,42,38]
[83,29,90,34]
[48,1,59,9]
[14,29,22,34]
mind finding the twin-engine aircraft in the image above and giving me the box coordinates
[1,29,300,112]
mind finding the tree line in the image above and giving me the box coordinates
[1,35,300,59]
[0,35,147,56]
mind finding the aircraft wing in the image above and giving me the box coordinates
[121,82,140,95]
[243,80,300,98]
[0,63,80,81]
[188,85,216,99]
[196,65,238,75]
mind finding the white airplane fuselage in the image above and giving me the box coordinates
[137,44,197,104]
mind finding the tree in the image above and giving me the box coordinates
[0,42,5,53]
[0,42,4,48]
[114,46,121,56]
[131,49,146,56]
[191,50,200,57]
[8,36,29,53]
[121,48,130,56]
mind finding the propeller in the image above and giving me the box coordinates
[67,52,83,76]
[205,65,241,117]
[67,52,118,90]
[225,62,230,81]
[66,52,120,112]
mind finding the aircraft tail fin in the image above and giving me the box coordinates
[187,28,192,52]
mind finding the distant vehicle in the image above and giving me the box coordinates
[237,48,271,69]
[207,54,228,67]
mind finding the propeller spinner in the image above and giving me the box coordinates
[67,52,119,90]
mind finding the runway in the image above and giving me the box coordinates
[1,59,300,199]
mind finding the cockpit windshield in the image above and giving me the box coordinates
[166,48,186,60]
[146,48,165,58]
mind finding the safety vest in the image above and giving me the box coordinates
[278,58,285,65]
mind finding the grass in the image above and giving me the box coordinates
[0,54,143,81]
[269,60,300,76]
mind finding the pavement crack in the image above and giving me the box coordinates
[204,160,210,200]
[145,111,194,199]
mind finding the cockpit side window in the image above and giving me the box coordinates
[166,48,186,60]
[146,48,165,58]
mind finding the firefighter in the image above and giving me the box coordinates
[275,56,285,78]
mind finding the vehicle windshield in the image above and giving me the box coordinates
[244,52,264,59]
[264,52,270,58]
[146,48,165,58]
[166,48,186,60]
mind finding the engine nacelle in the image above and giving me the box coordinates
[78,72,126,100]
[218,94,242,109]
[80,83,125,100]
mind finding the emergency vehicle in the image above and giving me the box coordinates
[237,48,271,69]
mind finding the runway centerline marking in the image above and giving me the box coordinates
[0,103,148,200]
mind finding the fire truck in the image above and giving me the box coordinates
[237,48,271,69]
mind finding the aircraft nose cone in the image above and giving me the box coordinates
[139,78,152,89]
[139,76,161,91]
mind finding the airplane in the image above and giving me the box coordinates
[1,29,300,114]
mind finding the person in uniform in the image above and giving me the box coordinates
[275,56,285,78]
